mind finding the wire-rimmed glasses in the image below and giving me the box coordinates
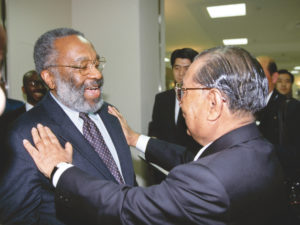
[45,57,106,75]
[175,82,212,101]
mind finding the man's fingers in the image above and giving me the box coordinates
[108,106,123,120]
[44,126,61,145]
[23,139,39,159]
[108,106,127,125]
[65,142,73,163]
[36,124,51,145]
[108,106,118,117]
[31,127,44,150]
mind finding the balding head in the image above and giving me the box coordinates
[257,56,278,93]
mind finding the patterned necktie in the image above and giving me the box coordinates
[79,112,124,184]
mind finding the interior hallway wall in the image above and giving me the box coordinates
[6,0,72,100]
[6,0,164,186]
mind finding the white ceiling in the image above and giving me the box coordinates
[165,0,300,74]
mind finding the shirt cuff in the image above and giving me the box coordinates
[52,162,74,187]
[135,135,151,153]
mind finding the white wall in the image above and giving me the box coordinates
[6,0,72,99]
[71,0,161,134]
[6,0,164,186]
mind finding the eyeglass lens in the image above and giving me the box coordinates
[80,57,106,75]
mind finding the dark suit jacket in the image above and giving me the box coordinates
[0,104,25,131]
[257,89,287,145]
[257,90,300,178]
[3,98,24,114]
[145,138,193,171]
[0,93,136,225]
[148,89,201,153]
[55,123,288,225]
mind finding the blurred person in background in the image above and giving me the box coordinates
[276,69,295,99]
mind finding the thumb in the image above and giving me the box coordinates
[65,142,73,162]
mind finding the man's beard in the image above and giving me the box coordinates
[54,74,104,113]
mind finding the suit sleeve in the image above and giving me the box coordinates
[55,164,229,225]
[145,138,194,171]
[0,129,54,225]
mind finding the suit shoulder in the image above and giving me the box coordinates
[155,89,175,101]
[98,101,113,113]
[10,104,47,133]
[156,89,174,97]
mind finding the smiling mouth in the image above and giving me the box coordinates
[84,86,101,99]
[85,86,99,91]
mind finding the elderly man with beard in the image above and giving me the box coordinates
[0,28,136,225]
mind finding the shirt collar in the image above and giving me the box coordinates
[194,142,212,161]
[25,102,34,111]
[266,90,273,104]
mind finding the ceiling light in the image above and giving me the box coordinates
[293,66,300,70]
[291,70,299,74]
[223,38,248,45]
[207,3,246,18]
[164,57,170,62]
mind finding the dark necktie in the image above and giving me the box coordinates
[79,112,124,184]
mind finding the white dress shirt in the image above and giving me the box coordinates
[25,102,34,111]
[136,134,210,160]
[174,97,180,124]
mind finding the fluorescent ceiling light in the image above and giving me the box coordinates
[223,38,248,45]
[207,3,246,18]
[164,57,170,62]
[291,70,299,74]
[293,66,300,70]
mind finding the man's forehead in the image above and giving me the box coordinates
[279,73,291,79]
[182,67,195,85]
[28,73,38,79]
[55,35,92,49]
[183,59,203,84]
[54,35,97,59]
[174,58,192,66]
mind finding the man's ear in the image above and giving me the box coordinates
[272,72,279,84]
[21,86,25,95]
[40,70,55,90]
[207,89,223,121]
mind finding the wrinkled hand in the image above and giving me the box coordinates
[23,124,73,178]
[108,106,140,146]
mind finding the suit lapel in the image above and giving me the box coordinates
[42,94,117,181]
[200,123,262,158]
[176,109,186,130]
[98,103,135,185]
[168,90,176,126]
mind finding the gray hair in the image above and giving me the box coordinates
[33,28,84,75]
[194,46,268,114]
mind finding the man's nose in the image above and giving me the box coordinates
[87,67,103,80]
[179,67,186,76]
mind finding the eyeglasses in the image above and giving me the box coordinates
[45,57,106,75]
[175,82,211,101]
